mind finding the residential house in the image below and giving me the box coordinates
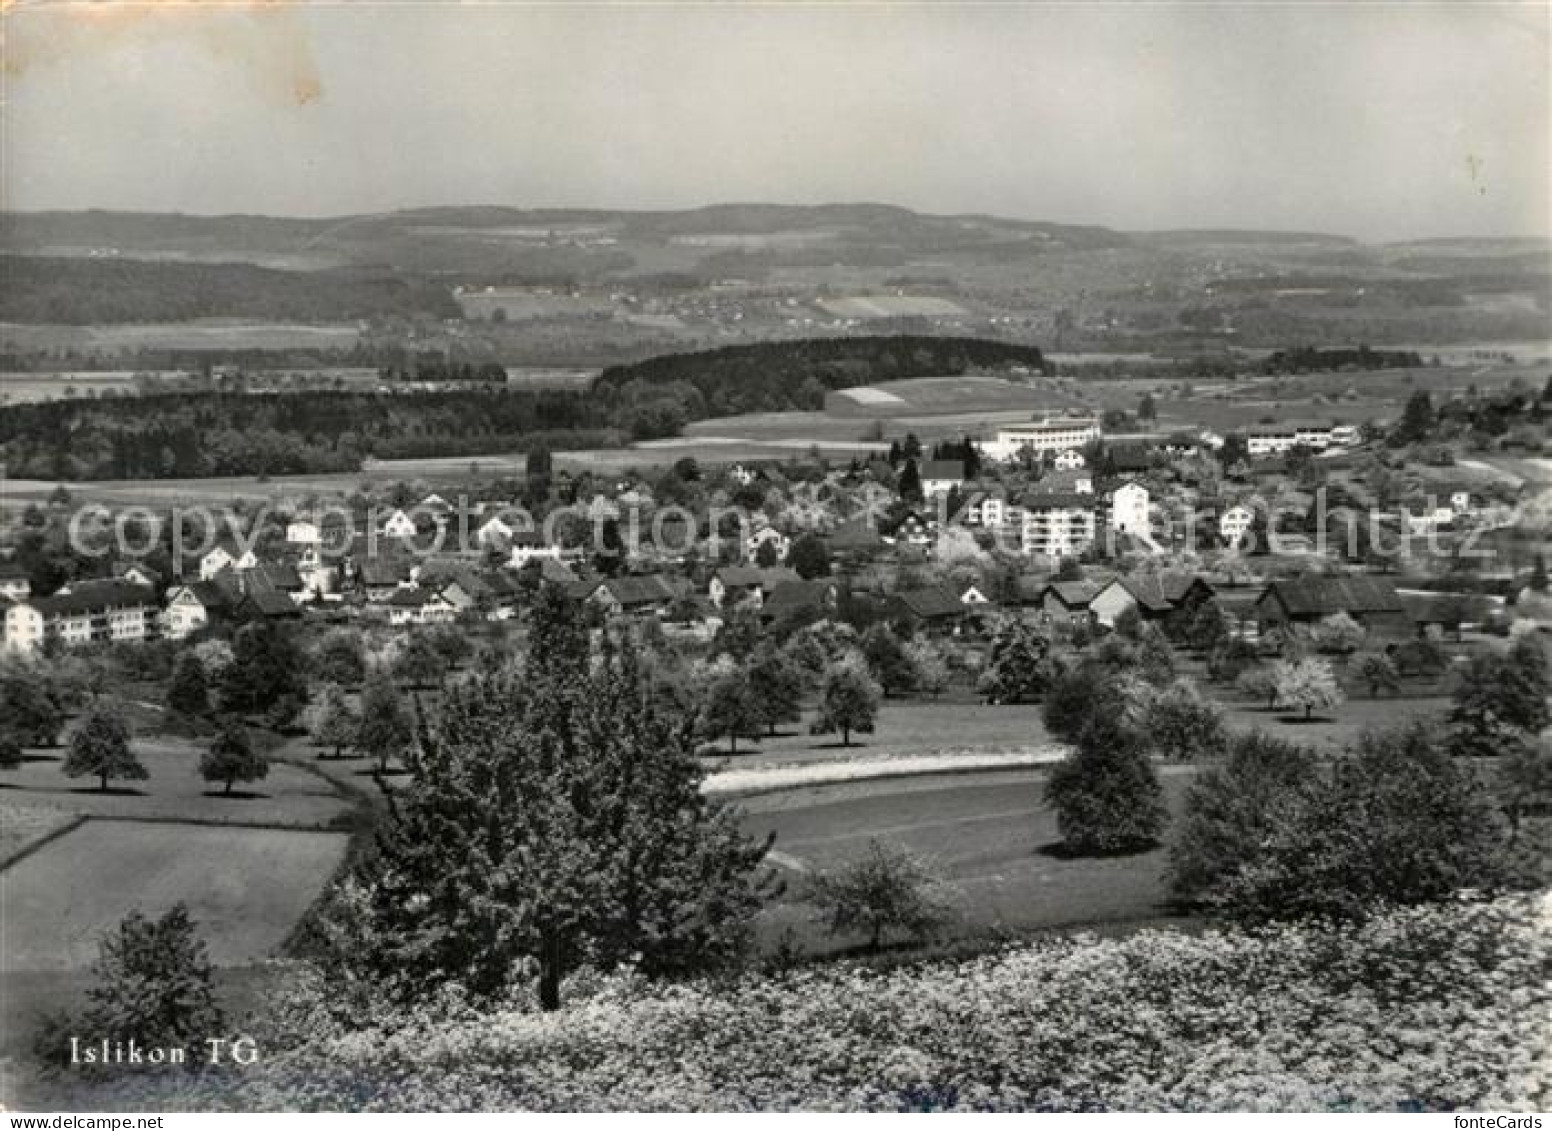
[891,586,970,633]
[709,566,800,609]
[508,528,568,568]
[0,562,30,602]
[1053,449,1086,471]
[1220,504,1256,549]
[1037,580,1101,625]
[581,573,681,618]
[385,585,459,627]
[744,525,792,564]
[3,596,46,654]
[918,460,967,500]
[1108,482,1151,536]
[1090,572,1215,627]
[199,541,257,581]
[760,578,839,625]
[162,580,234,639]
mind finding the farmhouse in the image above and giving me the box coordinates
[761,578,839,624]
[162,580,234,639]
[1090,573,1215,626]
[581,574,681,617]
[1036,580,1101,624]
[709,566,800,609]
[1254,576,1412,637]
[891,585,969,633]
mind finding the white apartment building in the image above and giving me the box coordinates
[1019,492,1098,559]
[984,416,1101,462]
[1244,422,1360,457]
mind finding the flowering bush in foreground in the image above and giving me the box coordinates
[37,895,1549,1112]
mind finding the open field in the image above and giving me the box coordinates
[0,819,349,972]
[0,319,362,352]
[702,699,1058,768]
[0,804,81,868]
[1216,694,1453,753]
[741,767,1198,952]
[1,736,353,828]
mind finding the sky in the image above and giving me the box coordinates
[2,2,1549,240]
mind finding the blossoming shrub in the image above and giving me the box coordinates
[51,896,1548,1112]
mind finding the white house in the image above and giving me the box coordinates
[199,543,257,581]
[1109,482,1151,536]
[508,529,566,568]
[0,565,30,602]
[163,584,214,639]
[1053,449,1087,471]
[1220,504,1256,549]
[2,597,46,654]
[917,460,966,500]
[959,492,1007,527]
[475,513,516,548]
[379,509,419,540]
[744,525,791,563]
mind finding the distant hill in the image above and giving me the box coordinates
[0,255,461,324]
[0,202,1132,280]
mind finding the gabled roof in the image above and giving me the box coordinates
[1022,491,1097,511]
[1041,581,1101,609]
[828,517,884,551]
[34,579,157,617]
[386,585,437,608]
[893,586,966,621]
[594,573,679,607]
[1257,576,1405,617]
[715,566,799,592]
[762,578,837,620]
[240,586,300,618]
[919,460,966,481]
[358,557,410,586]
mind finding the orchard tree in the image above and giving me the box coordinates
[311,683,359,759]
[860,623,916,698]
[786,534,832,579]
[808,839,946,951]
[349,622,770,1010]
[0,666,66,746]
[697,662,763,755]
[810,655,882,747]
[904,637,950,698]
[1045,710,1167,854]
[978,622,1053,704]
[63,709,146,793]
[35,905,222,1069]
[165,653,210,718]
[393,633,448,689]
[220,621,307,723]
[1128,678,1228,761]
[747,644,804,736]
[1449,638,1552,759]
[1273,657,1344,720]
[356,675,414,773]
[199,720,269,796]
[312,630,366,688]
[1353,651,1401,698]
[1312,612,1365,656]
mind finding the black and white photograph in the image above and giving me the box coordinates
[0,0,1548,1116]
